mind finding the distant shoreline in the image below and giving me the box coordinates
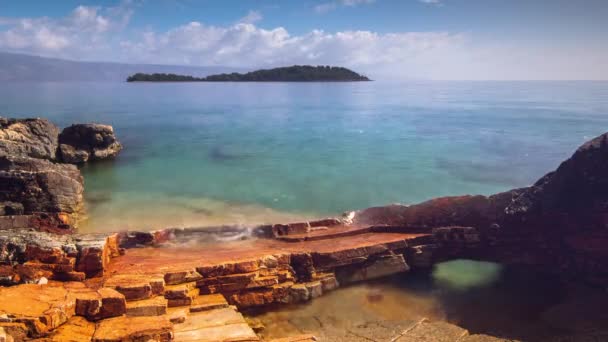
[127,65,371,82]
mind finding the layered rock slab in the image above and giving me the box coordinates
[173,307,258,342]
[0,230,120,285]
[92,315,173,342]
[105,232,427,309]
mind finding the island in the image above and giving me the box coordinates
[126,65,371,82]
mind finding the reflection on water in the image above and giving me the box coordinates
[433,260,502,290]
[248,260,607,341]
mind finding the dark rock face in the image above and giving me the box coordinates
[0,156,84,216]
[58,123,122,164]
[0,117,59,160]
[352,132,608,286]
[0,118,122,229]
[507,132,608,215]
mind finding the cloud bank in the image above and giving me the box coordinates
[0,4,606,80]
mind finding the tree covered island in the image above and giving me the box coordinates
[126,65,371,82]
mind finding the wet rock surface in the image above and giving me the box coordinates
[58,124,122,164]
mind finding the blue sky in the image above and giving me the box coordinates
[0,0,607,80]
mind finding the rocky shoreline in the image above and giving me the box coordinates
[1,115,607,341]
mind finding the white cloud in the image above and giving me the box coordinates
[238,10,263,24]
[419,0,441,3]
[0,3,132,55]
[0,4,606,80]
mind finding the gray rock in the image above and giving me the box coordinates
[58,123,122,163]
[0,117,59,160]
[0,155,83,215]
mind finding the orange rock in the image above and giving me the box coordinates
[92,315,173,342]
[104,274,164,301]
[189,294,229,313]
[0,323,28,342]
[0,283,75,337]
[126,296,167,317]
[173,307,259,342]
[52,271,86,282]
[164,270,202,285]
[48,316,95,342]
[73,287,125,321]
[13,263,53,283]
[167,307,188,324]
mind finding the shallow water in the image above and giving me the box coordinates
[247,260,604,341]
[1,81,607,231]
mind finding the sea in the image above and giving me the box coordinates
[1,80,607,232]
[2,80,607,340]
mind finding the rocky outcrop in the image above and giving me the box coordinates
[58,124,122,164]
[0,116,122,232]
[0,156,83,217]
[0,118,59,160]
[0,229,120,285]
[350,132,608,286]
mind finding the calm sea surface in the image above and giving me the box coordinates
[1,81,607,231]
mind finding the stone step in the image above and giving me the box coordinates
[173,307,259,342]
[189,294,229,313]
[164,284,200,300]
[91,315,173,342]
[125,296,168,317]
[74,287,127,321]
[167,287,201,307]
[45,316,95,342]
[104,274,165,301]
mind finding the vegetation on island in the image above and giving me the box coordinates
[126,65,371,82]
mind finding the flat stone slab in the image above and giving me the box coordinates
[190,294,229,312]
[0,282,76,336]
[126,296,168,317]
[173,307,259,342]
[92,315,173,342]
[106,232,427,278]
[47,316,95,342]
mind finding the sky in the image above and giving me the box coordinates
[0,0,607,80]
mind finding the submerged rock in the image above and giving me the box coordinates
[58,123,122,164]
[0,117,59,160]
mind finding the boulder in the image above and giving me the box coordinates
[58,123,122,164]
[0,117,59,160]
[0,155,83,216]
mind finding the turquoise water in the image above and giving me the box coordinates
[1,81,607,231]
